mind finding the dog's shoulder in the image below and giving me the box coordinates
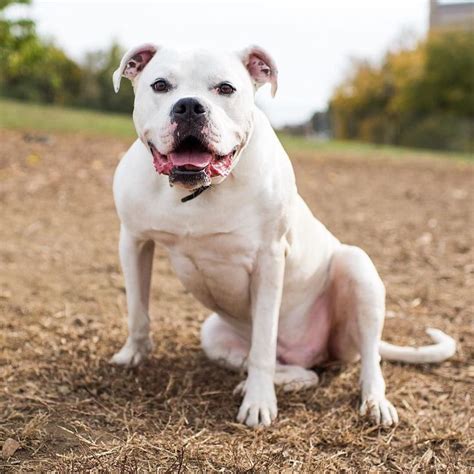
[113,139,168,231]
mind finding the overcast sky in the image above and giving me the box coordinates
[11,0,430,126]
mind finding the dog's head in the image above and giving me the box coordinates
[113,44,277,191]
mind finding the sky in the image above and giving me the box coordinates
[10,0,430,126]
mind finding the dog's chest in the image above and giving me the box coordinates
[152,229,258,319]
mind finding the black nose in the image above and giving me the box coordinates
[172,97,207,121]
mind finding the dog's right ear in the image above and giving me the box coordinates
[113,43,158,93]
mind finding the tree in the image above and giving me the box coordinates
[329,31,474,151]
[0,0,35,64]
[0,0,82,103]
[78,43,134,113]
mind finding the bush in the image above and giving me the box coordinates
[330,30,474,151]
[399,115,473,152]
[2,39,82,104]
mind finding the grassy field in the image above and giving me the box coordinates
[1,100,473,471]
[1,98,471,160]
[0,99,136,139]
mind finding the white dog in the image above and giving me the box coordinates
[110,44,456,427]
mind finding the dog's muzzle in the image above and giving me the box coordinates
[147,134,238,200]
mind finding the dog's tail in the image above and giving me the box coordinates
[379,328,456,364]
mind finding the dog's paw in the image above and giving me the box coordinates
[235,373,277,428]
[360,396,399,426]
[110,337,153,367]
[274,365,319,392]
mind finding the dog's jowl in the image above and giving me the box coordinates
[110,43,456,428]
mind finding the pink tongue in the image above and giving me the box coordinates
[169,151,213,169]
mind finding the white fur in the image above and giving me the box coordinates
[110,44,456,428]
[379,328,456,363]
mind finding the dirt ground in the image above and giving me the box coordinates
[0,129,473,472]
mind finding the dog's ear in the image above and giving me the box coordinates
[240,45,278,97]
[113,43,158,93]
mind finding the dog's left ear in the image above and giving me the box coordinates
[240,45,278,97]
[113,43,159,93]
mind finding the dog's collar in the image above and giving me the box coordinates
[181,185,211,203]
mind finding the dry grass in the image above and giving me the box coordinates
[0,129,473,472]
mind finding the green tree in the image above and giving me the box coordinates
[0,0,34,59]
[409,31,474,117]
[78,43,134,113]
[0,0,81,104]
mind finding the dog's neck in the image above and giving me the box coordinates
[229,107,278,181]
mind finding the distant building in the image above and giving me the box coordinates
[280,111,332,139]
[429,0,474,31]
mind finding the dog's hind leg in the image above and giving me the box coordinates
[272,364,319,392]
[328,244,398,426]
[201,313,249,371]
[202,313,319,391]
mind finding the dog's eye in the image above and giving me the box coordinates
[151,79,171,93]
[217,82,236,96]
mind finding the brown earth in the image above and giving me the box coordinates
[0,129,473,472]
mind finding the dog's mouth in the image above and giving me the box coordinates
[147,135,238,190]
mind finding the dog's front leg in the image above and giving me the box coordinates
[111,226,155,367]
[235,242,286,427]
